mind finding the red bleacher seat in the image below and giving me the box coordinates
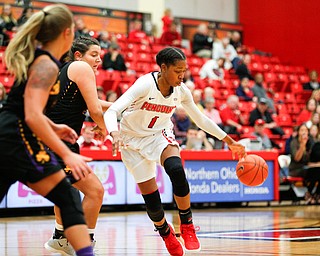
[276,114,293,127]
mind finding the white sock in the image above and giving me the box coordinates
[55,221,64,231]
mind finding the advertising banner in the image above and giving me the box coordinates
[185,160,274,203]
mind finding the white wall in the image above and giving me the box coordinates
[48,0,237,35]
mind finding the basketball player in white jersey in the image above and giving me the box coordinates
[104,47,246,256]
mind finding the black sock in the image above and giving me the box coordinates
[179,207,193,224]
[155,220,170,237]
[89,233,94,241]
[53,228,65,239]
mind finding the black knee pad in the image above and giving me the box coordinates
[163,156,190,197]
[142,190,164,222]
[45,178,86,229]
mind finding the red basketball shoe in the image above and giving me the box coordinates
[180,223,201,251]
[161,223,185,256]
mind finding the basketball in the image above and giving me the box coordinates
[236,154,268,186]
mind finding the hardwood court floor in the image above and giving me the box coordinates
[1,204,320,255]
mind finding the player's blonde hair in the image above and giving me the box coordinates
[5,4,73,83]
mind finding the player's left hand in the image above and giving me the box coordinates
[54,124,78,144]
[228,142,246,160]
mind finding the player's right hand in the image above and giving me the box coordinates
[62,152,92,181]
[110,131,124,156]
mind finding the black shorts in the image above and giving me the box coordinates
[0,111,62,198]
[52,142,80,184]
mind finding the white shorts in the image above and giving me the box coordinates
[121,129,179,183]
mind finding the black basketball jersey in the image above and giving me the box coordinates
[3,49,61,118]
[46,62,87,136]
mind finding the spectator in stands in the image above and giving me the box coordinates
[161,8,173,33]
[229,31,243,52]
[203,96,224,129]
[97,31,111,50]
[202,86,215,104]
[74,16,91,38]
[284,126,298,155]
[199,57,225,82]
[106,90,118,102]
[181,124,213,151]
[235,54,254,80]
[192,89,204,113]
[288,123,314,177]
[96,86,106,101]
[249,97,285,137]
[303,70,319,90]
[236,77,255,102]
[17,6,33,26]
[305,141,320,204]
[251,72,275,113]
[220,95,245,135]
[0,4,17,32]
[306,112,320,129]
[251,119,280,150]
[212,37,239,70]
[309,124,320,142]
[192,23,214,58]
[183,69,195,91]
[310,88,320,105]
[159,21,182,47]
[128,19,150,45]
[78,126,101,150]
[0,82,7,109]
[102,42,127,71]
[296,98,317,125]
[171,106,191,144]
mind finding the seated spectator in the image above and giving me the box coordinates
[252,73,275,113]
[97,30,111,50]
[309,124,320,142]
[128,19,150,45]
[251,119,279,150]
[161,8,173,33]
[106,90,118,102]
[102,42,127,71]
[303,70,320,91]
[183,69,195,91]
[192,89,204,113]
[181,124,213,151]
[212,37,239,70]
[171,106,191,143]
[306,112,320,129]
[236,77,255,102]
[0,4,17,32]
[305,141,320,204]
[74,16,91,38]
[229,31,243,52]
[96,86,106,100]
[17,6,33,27]
[296,98,317,125]
[288,123,314,177]
[192,23,214,58]
[203,96,224,129]
[249,97,285,136]
[0,82,7,109]
[78,125,102,150]
[220,95,246,135]
[159,21,182,47]
[310,88,320,105]
[199,57,225,82]
[235,54,254,80]
[284,126,298,155]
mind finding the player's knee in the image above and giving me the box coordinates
[164,156,190,197]
[45,178,86,229]
[142,190,164,222]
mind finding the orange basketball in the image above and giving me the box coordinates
[236,154,268,186]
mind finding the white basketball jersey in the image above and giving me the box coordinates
[120,72,185,137]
